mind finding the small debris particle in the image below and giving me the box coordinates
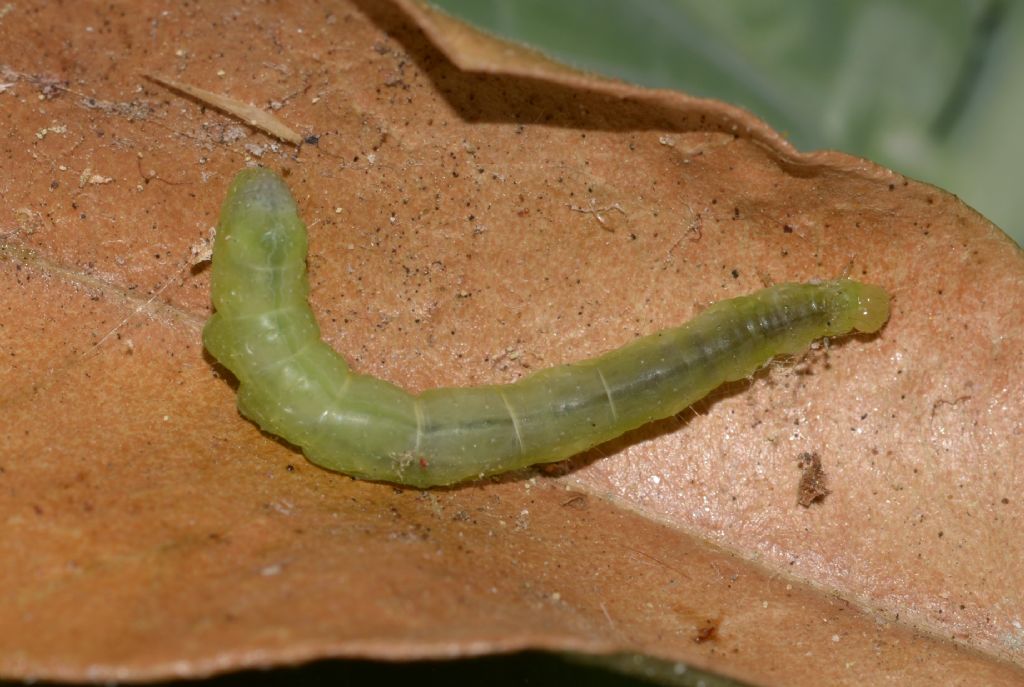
[694,620,719,644]
[35,123,68,139]
[260,563,283,577]
[514,508,530,531]
[561,493,588,510]
[797,451,830,507]
[78,168,113,187]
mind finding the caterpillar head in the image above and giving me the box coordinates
[210,168,309,317]
[838,279,891,334]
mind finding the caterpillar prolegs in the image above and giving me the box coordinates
[203,168,891,487]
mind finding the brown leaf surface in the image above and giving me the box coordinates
[2,1,1022,685]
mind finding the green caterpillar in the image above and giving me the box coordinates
[204,168,891,487]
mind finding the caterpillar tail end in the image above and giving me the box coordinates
[848,281,891,333]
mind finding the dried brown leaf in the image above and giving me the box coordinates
[1,1,1022,685]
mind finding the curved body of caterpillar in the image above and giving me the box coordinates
[204,168,890,487]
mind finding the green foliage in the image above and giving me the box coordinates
[433,0,1023,245]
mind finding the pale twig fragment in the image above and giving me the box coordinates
[146,73,303,145]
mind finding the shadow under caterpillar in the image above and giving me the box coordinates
[204,168,890,487]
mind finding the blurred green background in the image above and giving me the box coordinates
[432,0,1024,246]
